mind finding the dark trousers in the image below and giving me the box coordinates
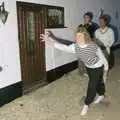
[84,66,105,105]
[109,50,115,69]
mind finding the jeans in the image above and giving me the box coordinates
[84,66,105,105]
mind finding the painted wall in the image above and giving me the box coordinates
[0,0,119,88]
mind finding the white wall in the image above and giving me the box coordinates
[45,28,77,71]
[0,0,119,88]
[46,0,120,70]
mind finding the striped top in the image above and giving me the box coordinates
[75,42,99,66]
[54,41,108,70]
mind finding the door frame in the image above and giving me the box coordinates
[16,1,47,91]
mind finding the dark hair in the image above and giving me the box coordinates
[84,11,93,20]
[99,14,110,25]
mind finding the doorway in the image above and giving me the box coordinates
[17,2,47,91]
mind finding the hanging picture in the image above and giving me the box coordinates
[46,6,64,28]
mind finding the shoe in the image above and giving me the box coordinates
[80,105,89,116]
[94,95,104,104]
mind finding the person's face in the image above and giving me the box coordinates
[99,18,107,28]
[76,32,85,44]
[84,15,91,25]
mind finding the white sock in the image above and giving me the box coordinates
[94,95,104,104]
[80,105,89,116]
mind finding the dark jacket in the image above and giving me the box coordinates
[83,22,99,38]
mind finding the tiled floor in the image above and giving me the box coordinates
[0,49,120,120]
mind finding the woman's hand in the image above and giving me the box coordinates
[40,32,55,47]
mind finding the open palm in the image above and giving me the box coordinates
[40,33,54,47]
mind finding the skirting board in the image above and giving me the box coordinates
[0,60,78,106]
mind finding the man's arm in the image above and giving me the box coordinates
[97,47,109,83]
[97,47,108,71]
[48,31,75,45]
[106,29,115,47]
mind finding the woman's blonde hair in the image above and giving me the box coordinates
[76,26,92,43]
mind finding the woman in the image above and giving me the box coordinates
[40,26,108,116]
[95,14,115,64]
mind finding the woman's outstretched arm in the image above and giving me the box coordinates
[40,33,76,53]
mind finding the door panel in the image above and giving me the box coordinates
[17,2,46,88]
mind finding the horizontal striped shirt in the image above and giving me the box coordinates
[54,42,108,70]
[75,42,99,66]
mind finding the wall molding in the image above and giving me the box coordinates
[47,60,78,82]
[0,81,23,107]
[0,60,78,106]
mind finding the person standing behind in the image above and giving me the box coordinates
[95,14,115,67]
[82,11,98,39]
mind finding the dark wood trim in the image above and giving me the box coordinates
[16,1,65,28]
[16,1,64,9]
[17,1,47,88]
[0,81,23,107]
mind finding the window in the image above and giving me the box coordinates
[46,6,65,28]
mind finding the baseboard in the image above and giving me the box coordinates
[47,60,78,82]
[0,61,78,106]
[0,81,23,107]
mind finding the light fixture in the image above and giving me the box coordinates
[0,2,9,24]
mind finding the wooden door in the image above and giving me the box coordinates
[17,2,46,89]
